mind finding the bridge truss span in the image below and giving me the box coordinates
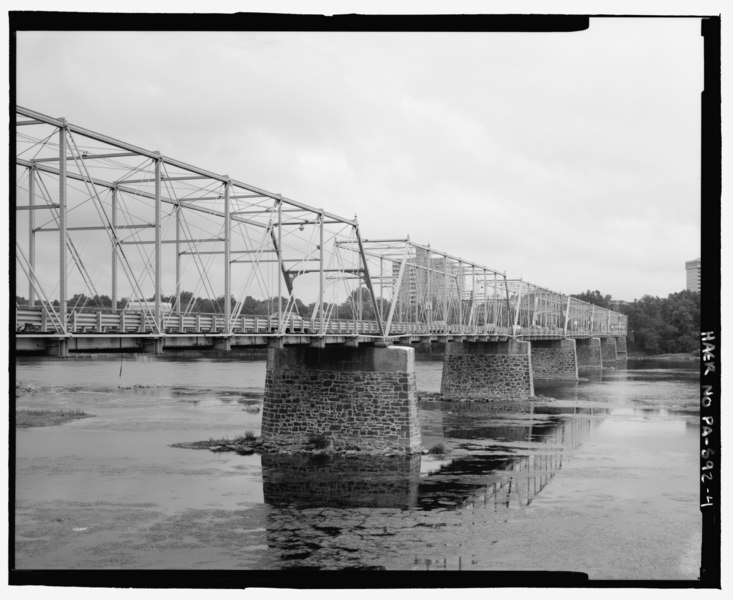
[14,106,626,356]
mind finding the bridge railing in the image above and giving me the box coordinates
[16,303,621,341]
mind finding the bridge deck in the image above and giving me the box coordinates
[15,306,626,353]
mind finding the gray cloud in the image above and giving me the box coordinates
[15,19,703,301]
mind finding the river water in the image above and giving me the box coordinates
[14,354,701,579]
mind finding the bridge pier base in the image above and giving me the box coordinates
[50,338,69,358]
[615,336,628,362]
[601,337,617,369]
[143,338,164,354]
[601,337,618,367]
[440,340,534,401]
[576,337,602,369]
[214,337,232,352]
[262,345,421,454]
[530,339,578,381]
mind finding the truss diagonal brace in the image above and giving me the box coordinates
[270,228,294,297]
[355,226,384,337]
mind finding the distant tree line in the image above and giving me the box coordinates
[571,290,613,309]
[572,289,700,355]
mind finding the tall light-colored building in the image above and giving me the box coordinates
[685,258,701,292]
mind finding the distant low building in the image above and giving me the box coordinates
[685,258,701,292]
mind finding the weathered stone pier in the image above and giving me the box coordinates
[576,337,603,369]
[262,345,421,454]
[615,336,628,362]
[440,340,534,401]
[530,339,579,381]
[601,336,618,367]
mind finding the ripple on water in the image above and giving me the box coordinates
[14,357,701,576]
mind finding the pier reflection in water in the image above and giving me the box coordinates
[260,397,607,569]
[262,454,422,509]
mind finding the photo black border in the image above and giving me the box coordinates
[7,10,721,590]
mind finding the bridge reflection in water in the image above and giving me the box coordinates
[262,454,422,509]
[260,399,608,568]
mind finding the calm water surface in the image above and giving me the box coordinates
[14,354,701,578]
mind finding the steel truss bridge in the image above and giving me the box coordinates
[14,107,627,356]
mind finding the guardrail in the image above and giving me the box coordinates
[15,306,627,339]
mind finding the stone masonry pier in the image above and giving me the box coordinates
[601,336,618,367]
[530,339,578,381]
[441,340,534,401]
[262,345,421,454]
[576,337,602,369]
[615,336,628,361]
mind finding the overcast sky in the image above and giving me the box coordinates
[15,16,704,301]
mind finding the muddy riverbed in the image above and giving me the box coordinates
[13,354,701,579]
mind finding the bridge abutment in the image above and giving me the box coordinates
[576,337,602,369]
[530,339,578,380]
[262,345,421,454]
[601,337,618,367]
[440,340,534,401]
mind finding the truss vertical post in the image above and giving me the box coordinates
[358,275,363,322]
[175,200,181,313]
[379,257,384,324]
[352,270,357,331]
[483,269,488,327]
[277,195,283,320]
[470,265,476,328]
[319,210,324,335]
[457,260,463,334]
[413,257,418,328]
[28,165,36,307]
[491,271,497,325]
[426,245,432,328]
[590,304,595,336]
[503,274,511,332]
[154,154,162,332]
[443,254,448,327]
[224,180,231,333]
[58,122,68,348]
[385,244,409,338]
[111,187,117,310]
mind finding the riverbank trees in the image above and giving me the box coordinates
[621,290,700,355]
[572,289,700,355]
